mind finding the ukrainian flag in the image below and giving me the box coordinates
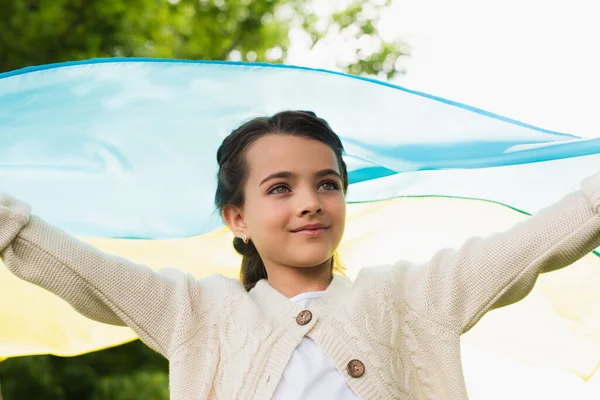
[0,60,599,398]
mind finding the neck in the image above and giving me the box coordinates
[266,258,333,298]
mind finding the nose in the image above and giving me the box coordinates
[296,189,322,216]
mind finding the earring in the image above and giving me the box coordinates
[243,234,248,244]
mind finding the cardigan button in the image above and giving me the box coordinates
[296,310,312,325]
[347,359,365,378]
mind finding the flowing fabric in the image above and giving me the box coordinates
[0,59,599,398]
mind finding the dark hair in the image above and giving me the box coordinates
[215,110,348,291]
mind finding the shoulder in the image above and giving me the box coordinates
[352,260,431,307]
[353,260,418,289]
[159,269,247,310]
[196,273,247,301]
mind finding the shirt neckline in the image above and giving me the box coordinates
[249,274,352,332]
[290,290,326,303]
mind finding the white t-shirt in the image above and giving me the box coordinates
[272,291,361,400]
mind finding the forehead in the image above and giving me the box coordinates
[245,135,339,177]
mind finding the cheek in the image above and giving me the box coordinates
[264,206,289,232]
[250,199,290,235]
[335,203,347,235]
[327,194,346,219]
[322,195,346,237]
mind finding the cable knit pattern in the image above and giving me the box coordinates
[2,172,600,399]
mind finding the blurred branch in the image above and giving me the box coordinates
[27,0,38,12]
[47,0,92,62]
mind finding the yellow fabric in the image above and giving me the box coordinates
[1,196,599,394]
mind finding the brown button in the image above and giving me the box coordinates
[347,359,365,378]
[296,310,312,325]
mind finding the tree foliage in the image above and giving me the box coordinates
[0,0,408,77]
[0,341,168,399]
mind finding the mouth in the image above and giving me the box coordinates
[291,224,329,236]
[293,227,328,236]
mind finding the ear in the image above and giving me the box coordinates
[222,205,248,238]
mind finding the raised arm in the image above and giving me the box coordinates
[393,172,600,334]
[0,193,209,357]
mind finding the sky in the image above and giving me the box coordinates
[286,0,600,138]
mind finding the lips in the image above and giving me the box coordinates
[291,223,329,233]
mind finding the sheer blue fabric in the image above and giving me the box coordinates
[1,59,597,239]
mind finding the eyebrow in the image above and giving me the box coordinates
[259,169,342,186]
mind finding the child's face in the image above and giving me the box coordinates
[242,134,346,270]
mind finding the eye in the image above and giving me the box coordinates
[319,180,340,191]
[268,184,290,195]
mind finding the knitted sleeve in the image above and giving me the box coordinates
[394,172,600,334]
[0,192,203,357]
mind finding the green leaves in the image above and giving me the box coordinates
[0,340,168,400]
[0,0,408,78]
[92,371,169,400]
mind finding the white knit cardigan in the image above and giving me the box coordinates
[2,172,600,399]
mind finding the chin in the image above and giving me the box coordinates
[287,253,333,269]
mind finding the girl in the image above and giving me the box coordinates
[1,110,600,399]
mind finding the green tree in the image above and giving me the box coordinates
[92,370,169,400]
[0,340,168,399]
[0,0,408,78]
